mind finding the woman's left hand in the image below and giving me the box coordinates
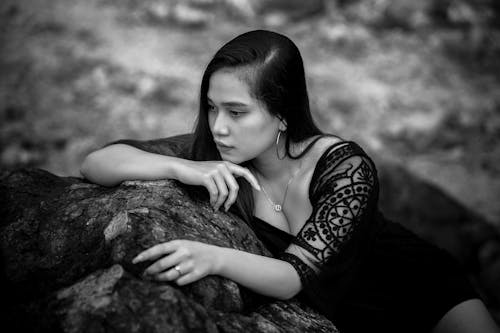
[132,240,221,286]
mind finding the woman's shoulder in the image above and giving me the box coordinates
[311,135,346,155]
[309,135,374,163]
[296,135,374,177]
[295,135,349,191]
[300,134,350,163]
[304,135,375,182]
[305,136,377,198]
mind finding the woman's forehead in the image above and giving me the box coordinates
[207,71,253,103]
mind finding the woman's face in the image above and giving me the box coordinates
[207,69,282,164]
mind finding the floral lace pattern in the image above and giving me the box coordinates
[280,142,376,279]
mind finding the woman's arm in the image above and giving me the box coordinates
[81,143,260,210]
[215,247,302,300]
[133,239,301,300]
[80,144,183,187]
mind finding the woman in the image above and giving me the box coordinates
[80,30,499,333]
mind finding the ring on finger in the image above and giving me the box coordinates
[174,265,183,277]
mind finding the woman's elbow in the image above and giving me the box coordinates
[276,281,302,301]
[80,150,102,176]
[79,152,120,187]
[79,153,93,178]
[284,287,301,300]
[275,289,299,301]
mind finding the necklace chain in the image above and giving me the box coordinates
[253,160,303,213]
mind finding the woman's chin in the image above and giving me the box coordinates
[219,151,243,164]
[220,155,237,163]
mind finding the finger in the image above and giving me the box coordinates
[155,261,192,281]
[220,168,239,211]
[212,173,228,211]
[155,269,178,282]
[227,164,261,191]
[132,241,177,264]
[175,271,199,286]
[203,176,218,207]
[143,250,185,275]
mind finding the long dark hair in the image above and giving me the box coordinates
[189,30,325,224]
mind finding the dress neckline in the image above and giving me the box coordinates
[252,139,354,236]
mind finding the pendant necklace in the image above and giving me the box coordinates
[253,159,303,213]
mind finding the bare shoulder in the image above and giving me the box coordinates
[307,135,346,159]
[295,135,347,174]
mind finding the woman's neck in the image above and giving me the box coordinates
[250,140,303,183]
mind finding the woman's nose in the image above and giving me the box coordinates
[212,112,230,135]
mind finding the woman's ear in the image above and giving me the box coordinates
[277,115,287,131]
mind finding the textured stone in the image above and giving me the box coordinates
[0,136,338,332]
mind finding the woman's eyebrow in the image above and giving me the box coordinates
[207,97,249,108]
[221,101,248,108]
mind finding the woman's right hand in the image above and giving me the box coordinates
[174,160,261,212]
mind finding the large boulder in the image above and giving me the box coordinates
[377,157,500,320]
[0,135,337,332]
[1,133,499,330]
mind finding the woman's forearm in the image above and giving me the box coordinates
[215,247,302,300]
[80,144,183,186]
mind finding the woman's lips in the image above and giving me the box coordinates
[217,144,233,152]
[215,141,233,149]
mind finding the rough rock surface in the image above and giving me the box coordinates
[378,157,500,321]
[1,134,499,331]
[0,136,337,332]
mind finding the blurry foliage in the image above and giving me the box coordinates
[1,0,499,322]
[333,0,500,75]
[0,0,500,219]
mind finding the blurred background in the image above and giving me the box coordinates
[1,0,500,324]
[1,0,499,226]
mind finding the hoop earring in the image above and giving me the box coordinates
[275,130,286,160]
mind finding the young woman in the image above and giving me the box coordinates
[80,30,499,333]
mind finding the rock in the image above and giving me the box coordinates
[377,159,500,268]
[376,157,500,317]
[0,135,337,332]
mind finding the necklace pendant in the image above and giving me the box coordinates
[274,204,282,212]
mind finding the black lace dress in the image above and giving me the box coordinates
[249,140,479,333]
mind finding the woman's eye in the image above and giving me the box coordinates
[230,110,244,117]
[208,105,216,112]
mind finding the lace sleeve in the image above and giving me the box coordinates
[278,142,377,288]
